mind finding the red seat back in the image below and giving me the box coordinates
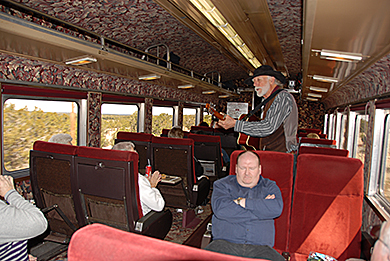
[289,154,363,260]
[68,223,268,261]
[74,146,142,230]
[299,137,336,147]
[299,146,349,157]
[188,133,223,178]
[33,140,78,155]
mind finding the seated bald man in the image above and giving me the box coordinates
[205,150,284,260]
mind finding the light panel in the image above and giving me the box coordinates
[312,75,339,83]
[306,97,319,101]
[189,0,261,68]
[308,93,322,98]
[309,86,328,92]
[202,90,216,94]
[65,55,97,65]
[320,49,363,61]
[178,84,195,89]
[138,74,161,80]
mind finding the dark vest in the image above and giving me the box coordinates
[258,95,287,152]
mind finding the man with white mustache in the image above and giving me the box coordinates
[218,65,298,153]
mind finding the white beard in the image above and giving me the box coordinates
[255,81,270,97]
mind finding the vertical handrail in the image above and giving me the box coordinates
[203,71,222,87]
[142,44,171,70]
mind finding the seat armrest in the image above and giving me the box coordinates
[134,209,172,240]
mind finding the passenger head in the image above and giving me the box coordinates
[168,127,184,139]
[235,151,261,188]
[48,133,73,145]
[244,65,286,98]
[307,133,320,139]
[112,141,136,153]
[371,221,390,261]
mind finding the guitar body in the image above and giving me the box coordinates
[237,114,260,150]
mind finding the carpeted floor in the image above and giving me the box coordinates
[164,203,212,244]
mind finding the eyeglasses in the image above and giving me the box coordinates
[371,237,390,254]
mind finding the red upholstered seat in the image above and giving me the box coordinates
[33,140,78,155]
[190,125,214,134]
[299,146,349,157]
[289,154,363,260]
[68,223,267,261]
[77,146,138,162]
[229,150,294,254]
[188,133,224,178]
[299,128,322,134]
[299,137,336,146]
[115,131,153,174]
[116,131,153,141]
[151,136,210,208]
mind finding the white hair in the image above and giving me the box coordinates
[112,141,136,151]
[48,133,73,144]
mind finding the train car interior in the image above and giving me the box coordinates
[0,0,390,260]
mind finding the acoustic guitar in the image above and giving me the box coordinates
[205,103,259,150]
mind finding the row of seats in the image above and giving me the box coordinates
[30,141,173,246]
[228,150,363,260]
[297,128,327,139]
[65,150,362,261]
[117,131,224,179]
[116,132,222,208]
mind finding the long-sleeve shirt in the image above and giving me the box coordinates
[235,90,298,152]
[211,175,283,247]
[138,174,165,216]
[0,189,48,261]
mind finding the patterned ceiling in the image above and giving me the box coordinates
[13,0,302,84]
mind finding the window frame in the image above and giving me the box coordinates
[2,93,85,178]
[367,108,390,220]
[100,101,140,147]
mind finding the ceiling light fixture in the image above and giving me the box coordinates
[312,75,339,83]
[219,94,230,98]
[320,49,363,62]
[189,0,261,68]
[202,90,216,94]
[138,74,161,80]
[178,84,195,89]
[65,55,97,66]
[306,97,318,101]
[309,86,328,92]
[308,93,322,98]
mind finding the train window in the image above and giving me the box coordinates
[352,114,368,162]
[381,113,390,202]
[183,108,196,131]
[325,113,335,140]
[153,106,173,136]
[3,98,78,173]
[101,103,138,149]
[339,114,348,149]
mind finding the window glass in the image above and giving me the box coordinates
[327,114,335,140]
[381,114,390,202]
[353,114,368,162]
[203,113,212,127]
[339,114,348,149]
[3,99,78,172]
[183,108,196,131]
[152,106,173,136]
[101,103,138,149]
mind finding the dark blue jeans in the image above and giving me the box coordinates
[204,239,285,261]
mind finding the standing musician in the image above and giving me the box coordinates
[218,65,298,153]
